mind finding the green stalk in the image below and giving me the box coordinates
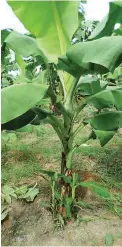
[58,71,67,101]
[47,117,65,147]
[72,188,76,201]
[49,115,68,137]
[66,131,93,169]
[73,100,86,121]
[66,147,77,169]
[51,180,56,218]
[71,173,77,201]
[65,76,80,112]
[56,102,71,131]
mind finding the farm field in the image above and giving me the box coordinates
[1,123,122,246]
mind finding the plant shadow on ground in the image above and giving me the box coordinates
[1,123,122,246]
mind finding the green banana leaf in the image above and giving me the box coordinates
[5,31,47,61]
[66,36,122,74]
[89,0,122,40]
[1,29,11,46]
[76,77,102,96]
[90,111,122,131]
[1,109,35,131]
[7,1,79,62]
[92,129,116,146]
[80,181,111,199]
[1,83,48,124]
[87,87,122,110]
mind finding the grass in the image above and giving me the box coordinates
[74,139,122,185]
[2,162,45,184]
[1,125,61,184]
[1,122,122,190]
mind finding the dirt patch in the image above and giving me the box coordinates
[35,153,45,163]
[2,183,122,246]
[43,162,58,170]
[18,133,40,145]
[5,150,35,164]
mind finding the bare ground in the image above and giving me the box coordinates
[2,178,122,246]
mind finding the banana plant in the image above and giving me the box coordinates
[2,0,122,218]
[88,0,122,40]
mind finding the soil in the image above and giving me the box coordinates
[2,178,122,246]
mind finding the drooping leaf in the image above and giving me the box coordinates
[1,83,48,124]
[1,29,11,46]
[89,1,122,40]
[7,1,79,62]
[93,129,116,146]
[80,181,111,199]
[87,88,122,110]
[90,111,122,131]
[105,233,114,246]
[2,109,36,130]
[66,36,122,74]
[76,76,102,96]
[19,187,39,202]
[5,31,47,60]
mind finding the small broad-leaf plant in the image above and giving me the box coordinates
[1,0,122,220]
